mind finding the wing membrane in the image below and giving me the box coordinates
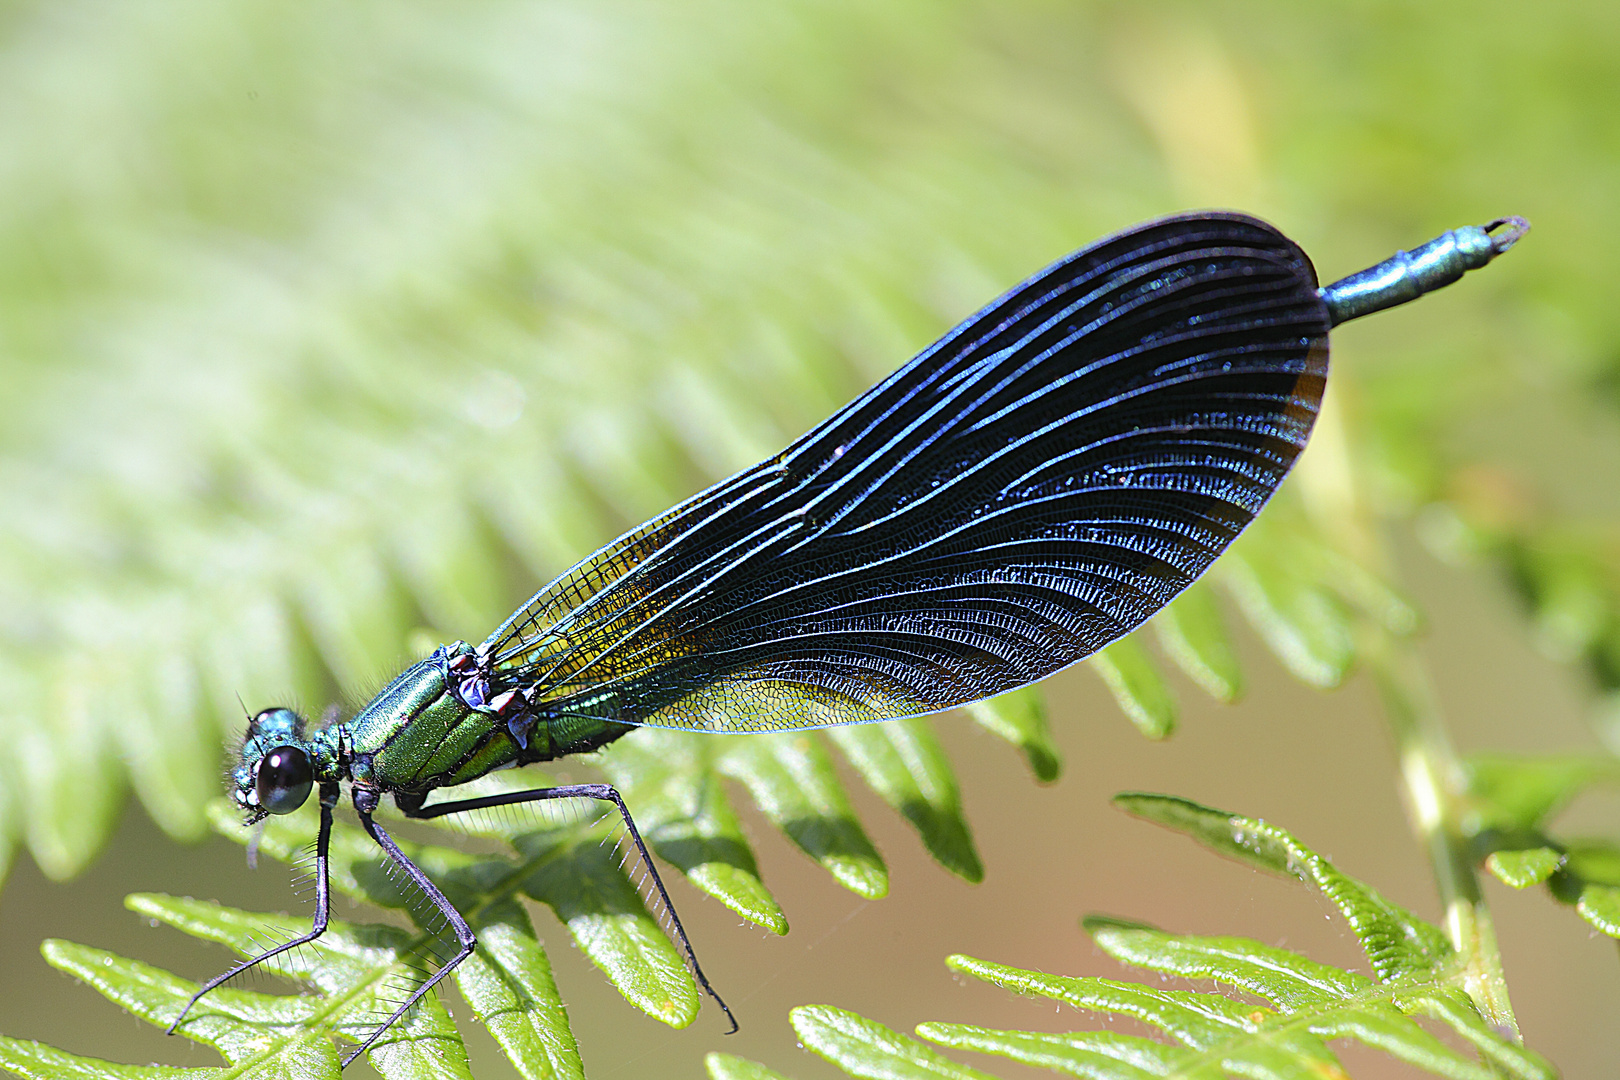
[484,213,1330,732]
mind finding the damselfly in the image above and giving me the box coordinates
[170,211,1527,1065]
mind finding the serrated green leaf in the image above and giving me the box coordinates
[1463,753,1620,832]
[964,688,1061,783]
[115,654,214,842]
[295,553,417,692]
[21,786,656,1076]
[1503,529,1620,697]
[193,779,695,1070]
[781,795,1559,1080]
[598,731,788,934]
[1576,883,1620,936]
[1502,537,1611,666]
[917,1021,1181,1080]
[410,810,701,1028]
[118,893,483,1078]
[365,990,472,1080]
[41,936,339,1076]
[1485,848,1564,889]
[393,503,511,635]
[524,841,700,1028]
[0,749,19,890]
[18,662,126,880]
[715,733,888,899]
[1463,755,1620,938]
[115,888,555,1076]
[1152,581,1244,704]
[1090,920,1555,1079]
[791,1005,999,1080]
[1088,638,1176,740]
[124,893,380,997]
[454,904,584,1080]
[689,860,790,935]
[206,777,701,1030]
[0,1035,223,1080]
[119,711,993,1076]
[1111,793,1287,875]
[1550,842,1620,937]
[1397,987,1553,1080]
[1565,842,1620,886]
[1082,917,1371,1012]
[1113,793,1452,984]
[948,943,1534,1080]
[705,1052,797,1080]
[827,719,983,882]
[1314,544,1422,638]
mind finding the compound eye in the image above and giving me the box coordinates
[256,746,313,815]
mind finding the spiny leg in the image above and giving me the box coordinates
[168,783,339,1035]
[345,786,477,1068]
[402,781,737,1033]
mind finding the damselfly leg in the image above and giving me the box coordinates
[168,784,339,1035]
[176,777,731,1068]
[343,787,477,1067]
[399,781,737,1034]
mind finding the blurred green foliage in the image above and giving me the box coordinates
[5,0,1615,883]
[0,0,1617,1074]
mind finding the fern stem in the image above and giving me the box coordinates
[1298,383,1522,1040]
[1367,635,1521,1040]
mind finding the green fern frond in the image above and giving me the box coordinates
[963,687,1061,784]
[1465,752,1620,938]
[1148,580,1243,705]
[4,779,623,1075]
[602,722,984,912]
[0,718,992,1074]
[705,794,1557,1080]
[0,907,479,1080]
[0,0,1548,889]
[1086,638,1178,741]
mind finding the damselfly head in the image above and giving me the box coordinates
[232,707,314,822]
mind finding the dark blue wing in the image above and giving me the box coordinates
[485,212,1330,732]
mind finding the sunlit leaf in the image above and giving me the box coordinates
[964,688,1061,783]
[1087,639,1176,741]
[1464,754,1620,938]
[1152,580,1244,704]
[1485,848,1563,889]
[726,795,1557,1080]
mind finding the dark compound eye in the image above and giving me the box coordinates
[256,746,313,815]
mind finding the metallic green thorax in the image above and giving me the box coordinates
[229,641,632,817]
[345,641,635,791]
[346,655,509,790]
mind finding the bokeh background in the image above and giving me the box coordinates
[0,1,1617,1077]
